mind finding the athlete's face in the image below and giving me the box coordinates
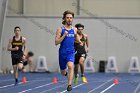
[77,27,84,35]
[65,14,73,25]
[14,28,21,36]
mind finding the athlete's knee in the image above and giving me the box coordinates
[67,62,73,69]
[61,70,67,76]
[79,58,85,65]
[18,63,23,70]
[79,61,84,65]
[61,72,66,76]
[13,68,17,73]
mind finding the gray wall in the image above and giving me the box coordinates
[1,16,140,72]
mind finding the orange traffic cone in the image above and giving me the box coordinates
[114,79,119,85]
[53,77,58,84]
[22,76,27,84]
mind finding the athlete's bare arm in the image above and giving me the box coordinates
[55,27,68,45]
[74,28,82,44]
[7,38,19,51]
[22,37,27,55]
[84,34,89,52]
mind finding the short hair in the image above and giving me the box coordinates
[27,51,34,57]
[75,23,84,29]
[14,26,21,31]
[62,10,74,25]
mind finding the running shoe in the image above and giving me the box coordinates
[81,76,88,83]
[67,85,72,91]
[74,76,79,84]
[14,80,18,86]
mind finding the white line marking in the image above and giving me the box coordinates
[133,82,140,93]
[88,79,113,93]
[40,83,67,93]
[60,90,67,93]
[0,79,51,89]
[100,83,115,93]
[73,83,84,88]
[18,82,53,93]
[0,83,14,89]
[0,79,14,82]
[0,81,28,89]
[60,83,84,93]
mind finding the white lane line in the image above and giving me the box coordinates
[0,83,15,89]
[100,83,115,93]
[0,79,14,82]
[0,79,51,89]
[39,83,67,93]
[133,82,140,93]
[18,82,53,93]
[0,81,29,89]
[60,83,84,93]
[88,78,113,93]
[73,83,84,88]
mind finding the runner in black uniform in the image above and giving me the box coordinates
[7,26,27,86]
[74,23,89,84]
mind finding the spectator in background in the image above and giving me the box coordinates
[22,51,34,72]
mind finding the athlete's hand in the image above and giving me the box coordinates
[80,42,83,46]
[86,48,89,53]
[22,55,26,60]
[64,31,68,36]
[14,46,19,51]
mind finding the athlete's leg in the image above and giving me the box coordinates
[67,62,74,85]
[79,56,88,83]
[74,54,80,77]
[74,54,80,84]
[59,54,67,76]
[17,54,25,72]
[13,65,18,84]
[12,58,19,86]
[18,63,23,70]
[74,64,79,84]
[67,61,73,91]
[61,69,67,76]
[74,64,79,77]
[66,53,75,91]
[79,57,85,76]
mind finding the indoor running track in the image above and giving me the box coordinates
[0,72,140,93]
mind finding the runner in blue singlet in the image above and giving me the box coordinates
[55,10,81,91]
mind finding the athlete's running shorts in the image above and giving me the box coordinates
[59,52,74,70]
[74,53,87,64]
